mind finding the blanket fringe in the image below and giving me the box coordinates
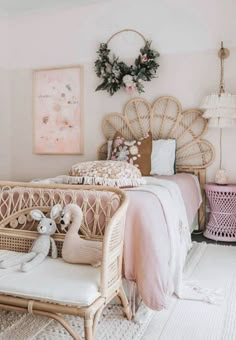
[133,303,153,325]
[62,175,144,187]
[177,280,223,305]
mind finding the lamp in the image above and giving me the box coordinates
[200,42,236,185]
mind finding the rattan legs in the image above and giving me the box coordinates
[117,285,132,320]
[41,312,80,340]
[84,292,131,340]
[92,303,106,336]
[84,317,94,340]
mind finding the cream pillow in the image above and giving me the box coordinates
[150,139,176,175]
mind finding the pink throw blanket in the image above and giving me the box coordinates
[123,174,201,310]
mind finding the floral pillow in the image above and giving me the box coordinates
[111,133,152,176]
[66,160,143,187]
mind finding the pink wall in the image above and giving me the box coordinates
[2,0,236,181]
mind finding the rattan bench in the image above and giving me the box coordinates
[0,181,131,340]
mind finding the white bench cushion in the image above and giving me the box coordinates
[0,252,101,307]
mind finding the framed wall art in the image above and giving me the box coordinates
[33,65,83,155]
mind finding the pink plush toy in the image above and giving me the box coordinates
[60,204,102,266]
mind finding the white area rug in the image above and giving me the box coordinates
[143,242,236,340]
[1,242,236,339]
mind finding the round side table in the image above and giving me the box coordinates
[204,183,236,242]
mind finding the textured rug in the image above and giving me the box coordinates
[0,303,153,340]
[143,242,236,340]
[1,242,236,339]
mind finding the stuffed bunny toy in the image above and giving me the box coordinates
[0,204,62,272]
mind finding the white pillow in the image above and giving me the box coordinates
[150,139,176,175]
[107,140,113,160]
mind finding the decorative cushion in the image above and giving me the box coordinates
[67,160,143,187]
[107,140,113,160]
[0,252,100,307]
[110,133,152,176]
[151,139,176,175]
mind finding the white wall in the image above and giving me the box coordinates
[0,18,11,180]
[0,68,11,180]
[0,18,9,67]
[3,0,236,181]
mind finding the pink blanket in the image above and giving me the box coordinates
[123,174,201,310]
[155,173,201,226]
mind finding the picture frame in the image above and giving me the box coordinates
[33,65,83,155]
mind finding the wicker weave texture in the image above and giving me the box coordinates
[0,182,131,340]
[204,184,236,242]
[99,96,215,169]
[0,185,120,241]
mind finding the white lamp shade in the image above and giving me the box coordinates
[200,93,236,128]
[205,117,236,128]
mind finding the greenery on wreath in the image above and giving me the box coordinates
[94,41,160,96]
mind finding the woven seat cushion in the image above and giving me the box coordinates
[0,252,100,307]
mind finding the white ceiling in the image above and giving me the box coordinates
[0,0,107,16]
[0,0,236,56]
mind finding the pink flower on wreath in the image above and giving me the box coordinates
[141,54,148,63]
[123,75,137,94]
[125,83,136,94]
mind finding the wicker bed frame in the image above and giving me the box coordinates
[98,96,215,228]
[0,182,131,340]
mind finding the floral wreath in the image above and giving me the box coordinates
[94,29,160,96]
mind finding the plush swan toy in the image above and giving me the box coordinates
[0,204,62,272]
[60,204,102,266]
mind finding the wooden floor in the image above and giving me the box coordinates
[192,231,236,246]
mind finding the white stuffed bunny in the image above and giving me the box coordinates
[0,204,62,272]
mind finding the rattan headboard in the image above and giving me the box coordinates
[98,96,215,229]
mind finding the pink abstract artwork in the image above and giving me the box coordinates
[33,66,83,154]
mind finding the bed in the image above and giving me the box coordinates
[0,96,214,313]
[74,95,215,310]
[98,96,214,230]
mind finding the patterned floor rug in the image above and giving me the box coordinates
[0,303,153,340]
[1,242,236,339]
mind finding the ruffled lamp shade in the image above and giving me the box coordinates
[200,93,236,128]
[200,42,236,185]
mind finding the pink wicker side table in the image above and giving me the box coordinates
[204,183,236,242]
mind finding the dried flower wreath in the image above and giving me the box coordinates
[94,29,160,96]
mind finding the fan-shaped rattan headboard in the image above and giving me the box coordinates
[98,96,214,169]
[98,96,215,229]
